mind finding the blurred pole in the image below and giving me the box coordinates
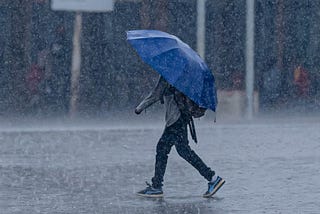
[197,0,206,59]
[154,0,168,31]
[140,0,151,29]
[70,12,82,118]
[245,0,255,120]
[276,0,284,70]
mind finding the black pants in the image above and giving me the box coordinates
[151,114,215,188]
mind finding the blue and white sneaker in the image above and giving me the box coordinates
[203,176,225,198]
[137,182,163,198]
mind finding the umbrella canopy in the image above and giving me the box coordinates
[127,30,217,111]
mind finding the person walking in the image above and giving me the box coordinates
[135,75,225,198]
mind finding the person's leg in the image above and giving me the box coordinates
[137,126,174,197]
[173,115,225,197]
[174,117,215,182]
[151,127,174,189]
[176,144,215,181]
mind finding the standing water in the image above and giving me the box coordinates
[0,117,319,213]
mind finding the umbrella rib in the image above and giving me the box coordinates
[127,35,178,41]
[141,46,183,60]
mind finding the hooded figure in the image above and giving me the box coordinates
[135,75,225,198]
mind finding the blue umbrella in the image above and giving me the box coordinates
[126,30,217,111]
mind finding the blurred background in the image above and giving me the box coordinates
[1,0,320,121]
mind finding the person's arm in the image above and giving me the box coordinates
[135,76,168,114]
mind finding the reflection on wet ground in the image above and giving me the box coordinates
[0,121,319,213]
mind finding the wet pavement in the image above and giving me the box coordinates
[0,118,319,213]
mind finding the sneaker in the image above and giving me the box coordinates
[203,176,225,198]
[137,182,163,198]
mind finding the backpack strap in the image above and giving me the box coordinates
[173,89,198,143]
[188,116,198,143]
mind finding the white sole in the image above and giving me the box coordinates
[136,193,164,198]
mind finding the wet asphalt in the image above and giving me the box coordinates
[0,119,319,213]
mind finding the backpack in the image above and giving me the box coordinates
[173,89,207,118]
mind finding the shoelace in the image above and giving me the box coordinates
[145,181,153,188]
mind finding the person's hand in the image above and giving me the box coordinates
[135,108,141,114]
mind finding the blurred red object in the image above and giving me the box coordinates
[26,64,44,94]
[293,65,310,96]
